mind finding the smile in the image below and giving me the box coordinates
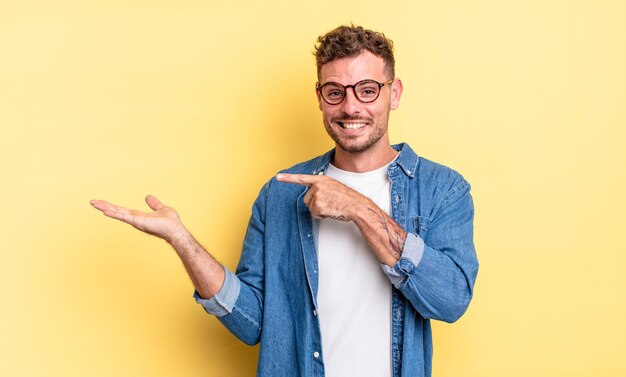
[338,122,367,130]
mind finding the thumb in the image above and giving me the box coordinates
[145,195,164,211]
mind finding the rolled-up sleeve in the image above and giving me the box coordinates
[381,233,425,287]
[388,180,478,323]
[193,266,241,317]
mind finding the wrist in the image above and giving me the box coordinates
[166,223,191,246]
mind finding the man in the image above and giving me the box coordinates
[91,25,478,377]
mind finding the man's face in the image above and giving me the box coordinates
[316,50,402,155]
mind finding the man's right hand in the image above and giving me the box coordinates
[90,195,226,299]
[90,195,187,244]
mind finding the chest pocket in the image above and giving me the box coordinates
[413,216,431,239]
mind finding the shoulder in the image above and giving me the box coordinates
[396,142,468,188]
[416,156,470,206]
[395,143,470,206]
[417,156,468,186]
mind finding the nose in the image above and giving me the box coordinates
[340,87,362,114]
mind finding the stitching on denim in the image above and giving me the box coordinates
[232,305,260,328]
[441,180,469,207]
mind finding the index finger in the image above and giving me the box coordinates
[276,173,323,186]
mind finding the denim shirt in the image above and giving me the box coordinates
[195,143,479,377]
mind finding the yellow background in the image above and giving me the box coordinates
[2,1,625,376]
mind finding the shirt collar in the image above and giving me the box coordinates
[310,143,418,178]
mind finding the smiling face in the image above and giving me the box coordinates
[317,50,403,162]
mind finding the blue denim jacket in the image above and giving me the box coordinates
[195,143,478,377]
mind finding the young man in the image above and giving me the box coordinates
[91,25,478,377]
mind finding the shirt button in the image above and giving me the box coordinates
[313,309,317,316]
[313,351,320,358]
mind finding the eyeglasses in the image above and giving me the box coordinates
[316,79,395,105]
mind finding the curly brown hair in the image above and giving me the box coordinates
[314,25,395,80]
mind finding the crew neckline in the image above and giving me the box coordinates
[326,156,397,186]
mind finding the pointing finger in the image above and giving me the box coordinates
[276,173,323,186]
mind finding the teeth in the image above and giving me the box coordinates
[341,122,366,130]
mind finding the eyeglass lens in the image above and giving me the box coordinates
[320,80,382,104]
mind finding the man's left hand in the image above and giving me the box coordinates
[276,173,371,222]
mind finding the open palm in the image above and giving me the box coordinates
[90,195,184,242]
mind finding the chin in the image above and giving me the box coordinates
[336,141,374,154]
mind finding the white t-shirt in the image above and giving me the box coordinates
[317,162,393,377]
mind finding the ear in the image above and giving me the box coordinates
[315,82,323,111]
[390,79,403,110]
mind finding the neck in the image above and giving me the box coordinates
[332,143,398,173]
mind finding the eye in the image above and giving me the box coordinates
[358,85,378,98]
[327,90,343,98]
[323,85,344,99]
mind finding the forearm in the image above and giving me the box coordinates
[352,200,407,267]
[168,229,225,299]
